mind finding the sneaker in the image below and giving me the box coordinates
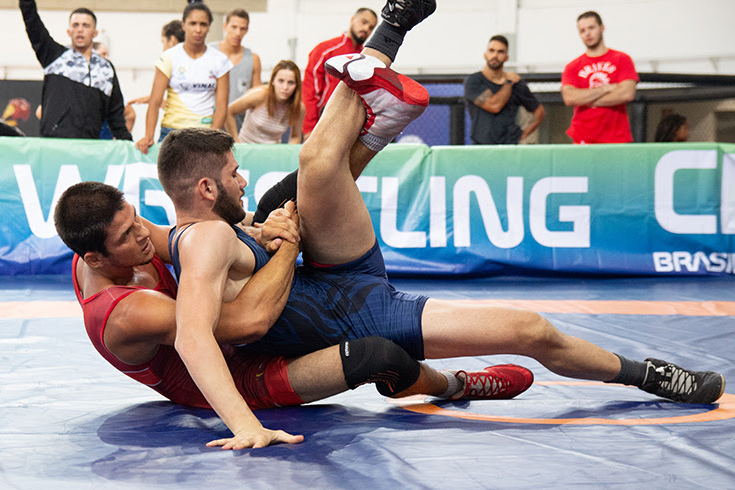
[325,53,429,151]
[640,358,725,404]
[451,364,534,400]
[381,0,437,30]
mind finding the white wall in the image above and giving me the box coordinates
[3,0,734,140]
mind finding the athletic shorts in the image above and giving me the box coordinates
[227,349,303,410]
[245,240,429,360]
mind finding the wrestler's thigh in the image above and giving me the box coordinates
[420,298,543,359]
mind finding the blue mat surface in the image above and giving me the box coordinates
[2,275,734,489]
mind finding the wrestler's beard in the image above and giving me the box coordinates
[213,180,247,225]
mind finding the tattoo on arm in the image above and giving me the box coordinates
[475,90,492,106]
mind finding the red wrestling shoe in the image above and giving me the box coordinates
[451,364,534,400]
[325,53,429,151]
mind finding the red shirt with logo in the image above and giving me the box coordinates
[562,49,639,143]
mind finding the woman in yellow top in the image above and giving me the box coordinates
[225,60,305,144]
[136,3,232,154]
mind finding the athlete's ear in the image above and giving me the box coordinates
[197,177,216,202]
[83,251,105,269]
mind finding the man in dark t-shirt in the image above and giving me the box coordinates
[464,35,544,145]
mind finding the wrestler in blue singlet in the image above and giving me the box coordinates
[169,225,429,359]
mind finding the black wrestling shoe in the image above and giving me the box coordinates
[381,0,437,30]
[640,358,725,404]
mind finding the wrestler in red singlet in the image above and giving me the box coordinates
[72,253,303,409]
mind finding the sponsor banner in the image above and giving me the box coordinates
[0,138,733,276]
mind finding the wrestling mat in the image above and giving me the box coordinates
[2,275,734,489]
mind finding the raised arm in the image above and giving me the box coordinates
[19,0,66,67]
[465,72,520,115]
[175,221,302,449]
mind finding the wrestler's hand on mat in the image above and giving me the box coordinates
[206,427,304,450]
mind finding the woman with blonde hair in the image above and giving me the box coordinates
[226,60,305,144]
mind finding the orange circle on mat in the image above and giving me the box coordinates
[390,381,735,425]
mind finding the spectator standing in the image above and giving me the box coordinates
[561,11,638,144]
[19,0,131,140]
[654,113,689,142]
[301,8,377,139]
[226,60,305,144]
[136,2,232,154]
[464,35,545,145]
[209,9,263,132]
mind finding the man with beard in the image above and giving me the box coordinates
[55,181,523,451]
[561,11,638,144]
[464,35,545,145]
[157,0,724,453]
[301,7,378,140]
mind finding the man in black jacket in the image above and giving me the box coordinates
[20,1,132,140]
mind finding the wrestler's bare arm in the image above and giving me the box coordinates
[216,203,301,343]
[175,220,302,448]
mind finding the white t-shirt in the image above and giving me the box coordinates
[156,44,233,129]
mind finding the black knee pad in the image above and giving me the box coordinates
[253,169,298,224]
[339,336,420,396]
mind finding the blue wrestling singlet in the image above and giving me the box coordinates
[168,225,429,359]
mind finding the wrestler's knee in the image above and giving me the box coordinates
[513,310,560,355]
[298,140,320,170]
[340,337,420,397]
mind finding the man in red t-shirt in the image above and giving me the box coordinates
[561,11,639,144]
[302,7,378,139]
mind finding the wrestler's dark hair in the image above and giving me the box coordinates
[577,11,602,25]
[489,35,509,49]
[654,114,687,142]
[54,182,125,257]
[183,2,212,25]
[162,20,185,43]
[70,8,97,26]
[157,128,234,210]
[355,7,378,19]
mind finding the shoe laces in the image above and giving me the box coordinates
[652,362,697,396]
[465,371,509,397]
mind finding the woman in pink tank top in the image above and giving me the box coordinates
[226,60,305,144]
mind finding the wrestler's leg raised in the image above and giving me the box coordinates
[298,50,430,264]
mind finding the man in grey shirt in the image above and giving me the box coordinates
[210,9,262,131]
